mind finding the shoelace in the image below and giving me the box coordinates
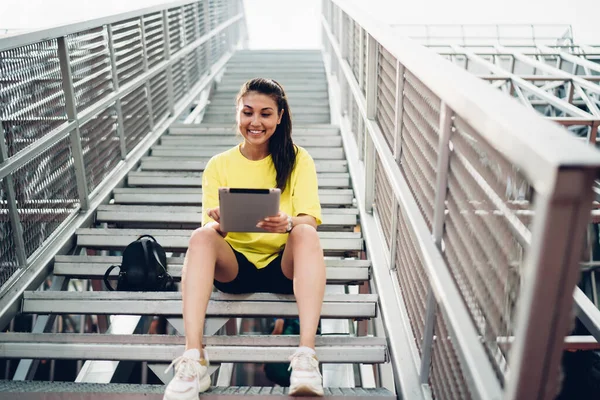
[165,355,205,380]
[288,352,322,376]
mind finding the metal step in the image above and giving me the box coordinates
[0,381,395,399]
[0,333,386,363]
[96,205,358,227]
[211,91,329,99]
[168,123,339,135]
[159,135,341,147]
[112,188,355,206]
[201,116,330,124]
[140,157,348,173]
[53,255,370,284]
[127,171,350,188]
[21,292,378,319]
[151,145,345,159]
[75,228,363,252]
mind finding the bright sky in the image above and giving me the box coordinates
[0,0,597,46]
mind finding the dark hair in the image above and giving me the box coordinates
[236,78,296,193]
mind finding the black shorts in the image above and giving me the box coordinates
[213,246,293,295]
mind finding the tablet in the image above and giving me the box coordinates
[218,188,281,233]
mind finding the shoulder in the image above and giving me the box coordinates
[294,145,314,164]
[207,146,239,167]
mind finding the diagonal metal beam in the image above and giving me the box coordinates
[496,45,600,97]
[452,45,592,119]
[538,44,600,75]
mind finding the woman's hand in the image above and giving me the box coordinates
[257,211,290,233]
[206,207,221,223]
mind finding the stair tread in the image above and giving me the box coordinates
[0,381,395,398]
[53,255,370,283]
[21,292,377,318]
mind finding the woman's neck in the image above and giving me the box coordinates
[240,142,269,161]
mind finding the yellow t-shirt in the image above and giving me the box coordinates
[202,144,322,269]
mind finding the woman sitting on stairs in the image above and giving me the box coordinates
[163,78,326,399]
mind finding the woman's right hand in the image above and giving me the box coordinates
[206,207,221,223]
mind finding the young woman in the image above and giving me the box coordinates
[163,78,326,399]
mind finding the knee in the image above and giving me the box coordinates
[289,223,319,243]
[188,226,219,250]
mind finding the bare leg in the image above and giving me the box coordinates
[182,227,238,351]
[281,224,326,349]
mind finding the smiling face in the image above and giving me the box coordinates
[237,91,283,153]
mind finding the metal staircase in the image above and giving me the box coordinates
[0,48,394,398]
[2,1,600,399]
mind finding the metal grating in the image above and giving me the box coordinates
[172,58,188,103]
[394,196,428,354]
[168,7,184,55]
[362,28,367,95]
[79,105,122,192]
[143,12,165,69]
[121,85,151,152]
[0,40,67,157]
[352,22,361,83]
[150,71,169,123]
[377,45,397,151]
[67,27,114,112]
[443,116,529,380]
[351,99,359,144]
[184,3,199,44]
[110,18,145,88]
[0,179,19,287]
[374,155,394,248]
[430,311,472,400]
[13,136,79,258]
[399,70,440,229]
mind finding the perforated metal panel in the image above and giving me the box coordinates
[142,12,165,69]
[374,155,393,248]
[150,71,169,123]
[0,179,19,285]
[0,40,67,157]
[79,105,121,192]
[122,85,151,152]
[377,45,396,151]
[394,195,428,354]
[399,70,440,229]
[443,116,529,379]
[430,312,472,400]
[168,7,184,55]
[110,19,145,88]
[66,28,114,112]
[13,136,79,258]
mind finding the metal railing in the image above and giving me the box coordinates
[0,0,246,325]
[322,0,600,399]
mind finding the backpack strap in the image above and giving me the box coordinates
[103,265,121,291]
[137,234,157,243]
[140,237,152,284]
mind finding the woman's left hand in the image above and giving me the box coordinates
[257,211,289,233]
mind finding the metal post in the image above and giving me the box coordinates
[388,200,400,270]
[365,33,378,120]
[57,36,89,210]
[139,16,155,129]
[393,61,405,162]
[364,134,376,214]
[162,10,175,116]
[0,133,27,266]
[363,33,378,214]
[505,168,598,400]
[106,24,128,159]
[420,103,453,383]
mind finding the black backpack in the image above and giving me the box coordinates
[103,235,174,291]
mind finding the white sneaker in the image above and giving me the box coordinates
[288,350,324,397]
[163,349,211,400]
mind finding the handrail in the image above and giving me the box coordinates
[330,0,599,195]
[323,1,600,399]
[0,0,197,52]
